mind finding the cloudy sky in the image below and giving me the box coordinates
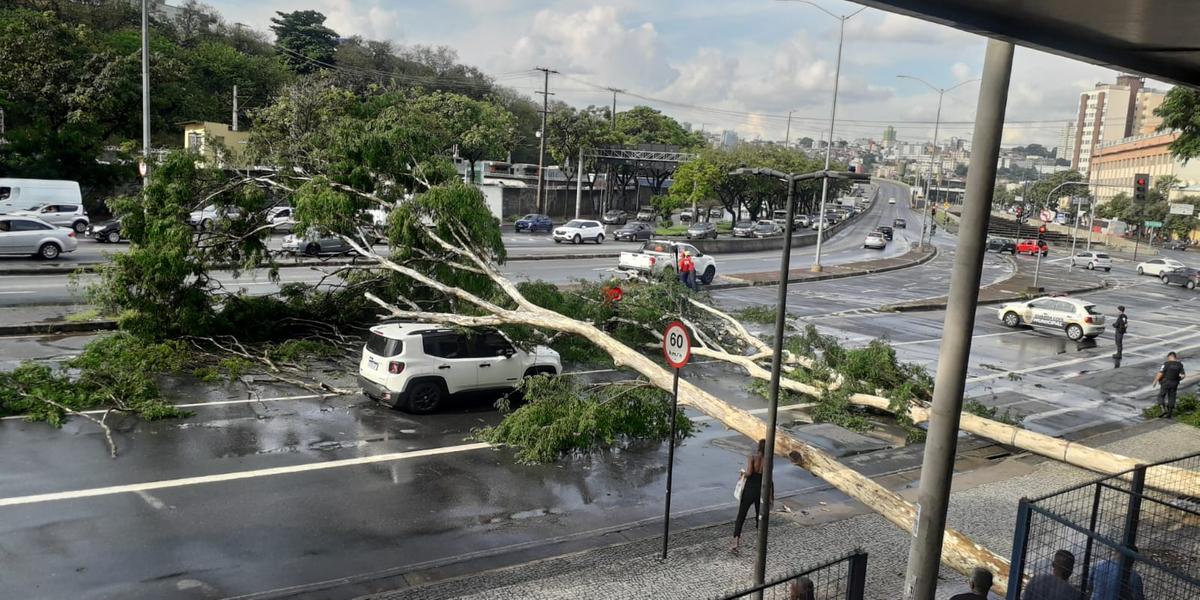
[205,0,1171,151]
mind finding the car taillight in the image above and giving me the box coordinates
[1084,316,1093,324]
[388,361,405,374]
[67,231,75,238]
[649,257,656,266]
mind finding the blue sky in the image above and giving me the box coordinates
[204,0,1159,149]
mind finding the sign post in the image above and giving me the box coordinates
[660,321,691,560]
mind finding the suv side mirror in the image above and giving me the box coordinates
[500,348,516,358]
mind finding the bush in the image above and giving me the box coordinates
[476,376,693,463]
[736,305,777,324]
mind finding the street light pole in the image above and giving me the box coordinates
[141,0,151,181]
[780,0,866,273]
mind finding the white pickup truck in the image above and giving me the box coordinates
[617,240,718,285]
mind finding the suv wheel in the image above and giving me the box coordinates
[72,220,88,234]
[405,380,445,414]
[1002,312,1021,328]
[1137,266,1145,275]
[37,242,61,260]
[573,234,582,244]
[1065,324,1084,341]
[106,230,121,243]
[1187,280,1196,290]
[701,265,716,285]
[304,243,321,256]
[1087,262,1094,270]
[1161,275,1170,284]
[595,233,604,244]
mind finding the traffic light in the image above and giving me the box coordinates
[1037,225,1047,241]
[1134,173,1149,202]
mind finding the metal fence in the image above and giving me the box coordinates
[1006,451,1200,599]
[714,550,867,600]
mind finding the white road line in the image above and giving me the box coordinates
[0,442,493,508]
[0,291,36,295]
[136,491,167,510]
[890,330,1023,347]
[966,332,1200,384]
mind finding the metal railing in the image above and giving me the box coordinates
[714,550,867,600]
[1006,451,1200,599]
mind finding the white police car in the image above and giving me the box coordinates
[997,296,1107,341]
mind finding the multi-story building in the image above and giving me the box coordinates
[1058,122,1075,162]
[1071,75,1167,176]
[182,121,251,167]
[882,126,897,145]
[720,129,739,149]
[1088,131,1200,203]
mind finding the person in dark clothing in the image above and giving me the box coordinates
[1022,549,1079,600]
[1112,306,1128,360]
[730,439,767,552]
[1153,352,1186,418]
[949,567,997,599]
[788,577,815,600]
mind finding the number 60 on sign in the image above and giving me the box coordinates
[662,321,691,368]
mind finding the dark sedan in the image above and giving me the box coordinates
[89,219,123,243]
[1163,239,1190,251]
[986,237,1017,254]
[753,221,783,238]
[601,210,628,225]
[686,222,717,240]
[875,226,894,241]
[893,218,906,229]
[1161,267,1199,289]
[731,221,756,238]
[514,214,553,233]
[614,221,653,242]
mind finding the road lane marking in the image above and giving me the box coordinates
[966,332,1200,384]
[890,330,1024,346]
[136,491,167,510]
[0,291,36,295]
[0,442,493,508]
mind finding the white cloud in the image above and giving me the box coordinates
[951,62,973,81]
[843,12,972,45]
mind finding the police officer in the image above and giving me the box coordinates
[1152,352,1186,418]
[1112,306,1128,360]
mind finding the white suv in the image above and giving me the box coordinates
[11,204,89,234]
[358,323,562,413]
[997,296,1107,341]
[553,219,605,244]
[1070,251,1112,271]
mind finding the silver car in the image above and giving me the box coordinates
[282,230,352,256]
[0,216,79,259]
[10,203,89,234]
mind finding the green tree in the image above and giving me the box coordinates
[270,10,338,74]
[546,105,620,202]
[1097,193,1131,220]
[1155,87,1200,162]
[616,106,704,148]
[1028,170,1089,210]
[407,92,517,182]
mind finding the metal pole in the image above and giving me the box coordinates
[232,85,238,131]
[535,67,555,213]
[811,17,844,273]
[1118,466,1146,596]
[784,110,793,147]
[1086,200,1096,252]
[921,92,943,249]
[1033,248,1043,289]
[575,147,584,219]
[752,175,797,589]
[660,366,681,560]
[903,39,1014,600]
[1069,205,1080,271]
[141,0,151,181]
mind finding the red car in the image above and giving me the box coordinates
[1016,239,1048,256]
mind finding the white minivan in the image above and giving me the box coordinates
[0,179,83,214]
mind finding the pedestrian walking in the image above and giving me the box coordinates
[1152,351,1186,418]
[1022,549,1079,600]
[730,439,768,553]
[1112,306,1128,360]
[678,251,697,291]
[949,567,999,599]
[1089,547,1145,600]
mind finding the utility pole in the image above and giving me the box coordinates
[903,39,1014,600]
[606,87,623,130]
[784,110,793,147]
[232,85,239,131]
[141,0,151,181]
[534,67,557,214]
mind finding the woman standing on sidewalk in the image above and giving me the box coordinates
[730,439,767,553]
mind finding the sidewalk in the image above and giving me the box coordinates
[353,420,1199,600]
[0,305,115,335]
[880,254,1106,312]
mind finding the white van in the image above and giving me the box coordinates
[0,179,83,214]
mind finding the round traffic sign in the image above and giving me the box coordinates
[138,160,148,177]
[662,321,691,369]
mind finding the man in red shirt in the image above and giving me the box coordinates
[678,251,697,291]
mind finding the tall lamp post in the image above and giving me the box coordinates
[780,0,866,272]
[895,75,980,248]
[731,166,868,595]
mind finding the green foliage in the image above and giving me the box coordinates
[267,339,340,363]
[270,10,339,74]
[1029,170,1090,211]
[476,376,693,463]
[810,389,872,433]
[1155,87,1200,162]
[1097,193,1131,220]
[0,333,188,424]
[1142,393,1200,428]
[964,400,1020,426]
[655,225,690,236]
[736,306,777,324]
[651,193,686,222]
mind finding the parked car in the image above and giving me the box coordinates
[617,240,718,284]
[0,216,78,259]
[1162,239,1190,251]
[986,237,1017,254]
[1070,251,1112,271]
[282,230,351,256]
[1016,239,1049,256]
[358,323,561,413]
[753,221,783,238]
[10,203,90,234]
[875,226,894,241]
[89,219,123,243]
[997,296,1106,341]
[553,219,605,244]
[795,214,812,228]
[686,221,717,240]
[601,210,628,225]
[772,210,810,229]
[1161,267,1200,289]
[614,221,654,242]
[731,221,757,238]
[636,208,657,222]
[514,213,553,233]
[188,204,243,230]
[810,217,832,231]
[863,231,887,250]
[893,218,906,229]
[708,207,724,219]
[267,206,296,232]
[678,209,694,223]
[888,197,896,204]
[1136,258,1186,277]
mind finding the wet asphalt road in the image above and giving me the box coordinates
[3,182,1200,598]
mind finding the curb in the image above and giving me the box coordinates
[706,245,939,291]
[0,320,118,336]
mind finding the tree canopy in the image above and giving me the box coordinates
[269,10,338,74]
[1155,87,1200,162]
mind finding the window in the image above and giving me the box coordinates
[468,332,513,358]
[9,219,51,231]
[422,333,465,359]
[0,220,9,232]
[365,332,403,357]
[0,187,10,200]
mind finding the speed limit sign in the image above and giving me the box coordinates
[662,321,691,368]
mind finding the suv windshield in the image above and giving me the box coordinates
[365,332,402,357]
[564,220,586,228]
